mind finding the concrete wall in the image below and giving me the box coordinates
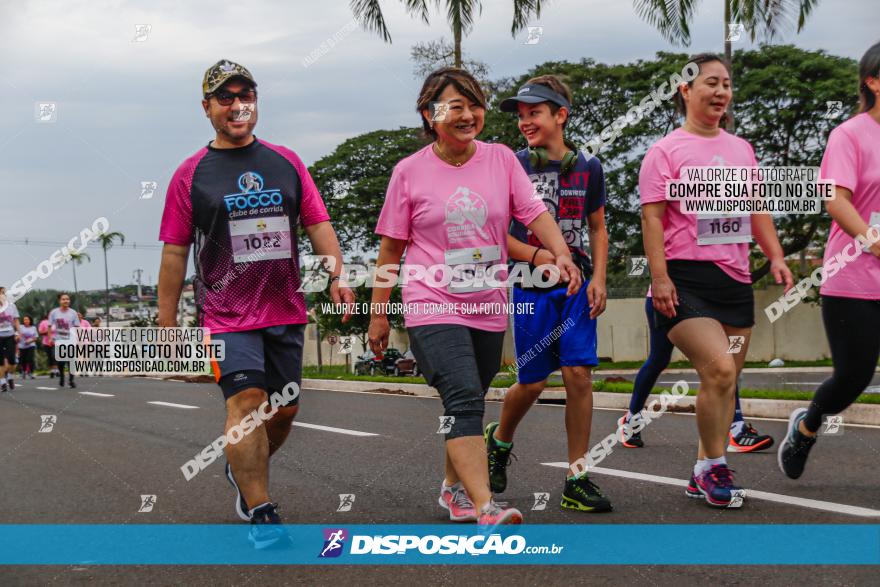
[303,285,829,367]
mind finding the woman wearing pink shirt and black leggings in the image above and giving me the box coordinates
[640,54,794,508]
[368,68,581,528]
[779,42,880,479]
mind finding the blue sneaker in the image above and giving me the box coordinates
[248,503,286,550]
[693,464,745,508]
[225,462,250,521]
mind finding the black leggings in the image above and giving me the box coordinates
[804,296,880,432]
[408,324,504,440]
[19,347,35,374]
[58,359,74,382]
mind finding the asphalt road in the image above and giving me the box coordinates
[2,375,878,585]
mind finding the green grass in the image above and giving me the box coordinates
[593,359,834,370]
[302,364,880,405]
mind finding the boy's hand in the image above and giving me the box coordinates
[533,248,556,268]
[587,279,607,319]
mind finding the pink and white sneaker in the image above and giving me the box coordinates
[477,500,523,529]
[438,481,478,522]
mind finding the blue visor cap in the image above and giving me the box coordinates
[500,83,572,112]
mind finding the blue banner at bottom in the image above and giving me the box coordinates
[1,525,878,565]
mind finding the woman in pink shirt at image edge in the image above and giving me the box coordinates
[778,41,880,480]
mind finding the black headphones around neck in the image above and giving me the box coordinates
[528,138,580,175]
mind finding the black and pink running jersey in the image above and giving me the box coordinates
[159,138,329,334]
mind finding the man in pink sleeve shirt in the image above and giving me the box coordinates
[157,60,354,544]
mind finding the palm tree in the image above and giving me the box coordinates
[632,0,819,129]
[352,0,548,67]
[97,231,125,325]
[67,250,90,297]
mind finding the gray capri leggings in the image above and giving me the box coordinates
[408,324,505,440]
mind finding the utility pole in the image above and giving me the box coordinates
[133,269,144,317]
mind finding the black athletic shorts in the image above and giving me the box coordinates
[210,324,305,405]
[655,260,754,331]
[0,336,15,365]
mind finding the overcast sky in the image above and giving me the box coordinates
[2,0,876,295]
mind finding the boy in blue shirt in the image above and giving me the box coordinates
[485,75,612,512]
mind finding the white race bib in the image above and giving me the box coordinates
[697,214,752,245]
[444,245,501,293]
[229,216,292,263]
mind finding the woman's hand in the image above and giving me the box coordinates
[652,275,678,318]
[368,315,390,356]
[554,254,583,296]
[769,257,795,292]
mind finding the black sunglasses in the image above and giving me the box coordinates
[207,88,257,106]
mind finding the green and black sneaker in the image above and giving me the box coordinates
[484,421,515,493]
[561,474,613,512]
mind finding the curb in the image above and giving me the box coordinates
[302,378,880,426]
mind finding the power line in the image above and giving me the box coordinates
[0,239,162,250]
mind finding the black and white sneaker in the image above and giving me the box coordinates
[778,408,817,479]
[7,378,13,391]
[248,503,286,550]
[728,422,774,453]
[226,462,251,521]
[0,381,7,393]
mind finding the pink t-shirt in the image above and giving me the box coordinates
[39,319,52,346]
[639,128,756,284]
[819,113,880,300]
[375,141,547,331]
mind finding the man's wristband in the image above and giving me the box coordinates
[328,276,341,287]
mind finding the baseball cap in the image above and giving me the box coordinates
[499,83,571,112]
[202,59,257,96]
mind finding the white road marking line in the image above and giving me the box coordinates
[542,462,880,518]
[147,401,199,409]
[78,391,115,397]
[293,422,378,437]
[36,387,57,390]
[784,381,824,385]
